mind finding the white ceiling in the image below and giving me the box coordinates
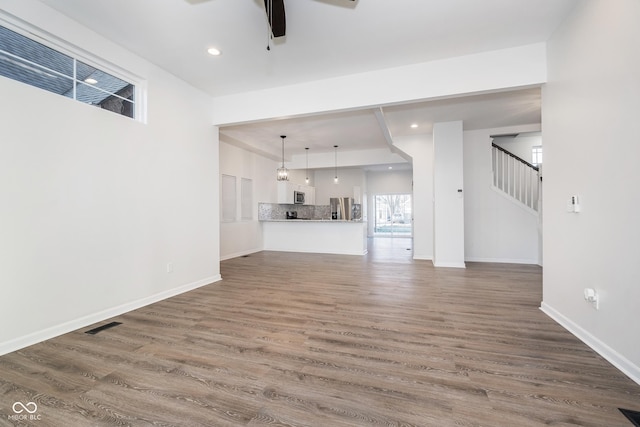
[220,87,542,159]
[37,0,576,165]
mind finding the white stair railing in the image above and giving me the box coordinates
[491,143,540,212]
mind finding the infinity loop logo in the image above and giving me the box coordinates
[12,401,38,414]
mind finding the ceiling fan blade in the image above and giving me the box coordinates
[264,0,286,37]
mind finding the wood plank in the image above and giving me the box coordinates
[0,242,639,426]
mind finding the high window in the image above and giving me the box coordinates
[0,24,137,119]
[532,145,543,166]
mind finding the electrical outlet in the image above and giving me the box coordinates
[166,262,173,273]
[584,288,599,310]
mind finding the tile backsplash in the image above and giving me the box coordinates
[258,203,331,220]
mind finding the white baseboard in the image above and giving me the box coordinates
[266,248,367,256]
[0,275,222,357]
[540,302,640,386]
[465,257,539,265]
[220,248,262,261]
[433,261,466,268]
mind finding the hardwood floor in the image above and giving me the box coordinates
[2,241,639,426]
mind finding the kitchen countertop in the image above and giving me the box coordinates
[260,219,364,223]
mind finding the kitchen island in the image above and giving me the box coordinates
[261,219,368,256]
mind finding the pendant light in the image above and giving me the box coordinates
[305,147,310,184]
[333,145,339,184]
[276,135,289,181]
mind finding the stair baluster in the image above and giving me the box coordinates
[491,142,540,212]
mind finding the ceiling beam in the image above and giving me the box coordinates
[374,108,412,162]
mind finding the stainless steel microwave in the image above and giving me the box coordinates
[294,191,305,204]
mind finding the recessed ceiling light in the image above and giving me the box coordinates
[410,123,418,129]
[388,166,393,170]
[207,47,221,56]
[84,78,97,84]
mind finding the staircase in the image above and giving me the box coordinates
[491,142,540,212]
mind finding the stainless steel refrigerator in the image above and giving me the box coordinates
[330,197,359,220]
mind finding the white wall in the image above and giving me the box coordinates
[493,132,542,164]
[219,141,277,260]
[313,168,366,206]
[464,126,540,264]
[542,0,640,383]
[394,134,434,260]
[0,2,220,354]
[365,170,413,237]
[286,169,314,187]
[392,128,538,264]
[366,170,413,195]
[211,44,547,125]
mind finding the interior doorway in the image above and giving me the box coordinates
[373,194,412,237]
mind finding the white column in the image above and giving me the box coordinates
[433,121,465,268]
[393,134,434,261]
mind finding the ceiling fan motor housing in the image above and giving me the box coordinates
[264,0,286,37]
[263,0,356,39]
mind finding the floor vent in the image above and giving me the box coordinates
[619,408,640,426]
[85,321,122,335]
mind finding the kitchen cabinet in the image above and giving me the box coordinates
[305,186,315,205]
[277,181,294,204]
[277,181,316,205]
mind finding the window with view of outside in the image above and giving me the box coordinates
[374,194,412,236]
[0,24,136,119]
[532,145,543,166]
